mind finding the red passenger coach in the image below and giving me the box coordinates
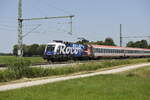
[87,44,150,59]
[90,45,125,58]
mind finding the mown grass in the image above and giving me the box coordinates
[122,65,150,78]
[0,68,150,100]
[0,56,46,65]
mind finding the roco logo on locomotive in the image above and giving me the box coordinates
[59,46,82,55]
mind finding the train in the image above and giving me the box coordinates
[43,40,150,62]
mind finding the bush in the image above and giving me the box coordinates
[7,59,31,78]
[25,68,50,78]
[0,70,17,82]
[147,59,150,62]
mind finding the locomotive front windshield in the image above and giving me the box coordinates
[46,45,55,52]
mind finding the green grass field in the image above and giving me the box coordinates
[0,66,150,100]
[0,56,46,65]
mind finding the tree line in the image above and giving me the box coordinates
[12,38,150,57]
[13,44,46,57]
[76,37,116,46]
[126,40,150,48]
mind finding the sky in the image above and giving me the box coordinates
[0,0,150,53]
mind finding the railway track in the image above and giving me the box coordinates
[0,59,95,68]
[0,58,141,68]
[0,64,6,67]
[0,60,89,69]
[0,62,83,70]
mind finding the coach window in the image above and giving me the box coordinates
[108,49,110,53]
[113,49,116,53]
[96,48,98,53]
[115,50,117,53]
[111,49,113,53]
[119,50,121,53]
[115,49,117,53]
[107,49,109,53]
[114,49,116,53]
[117,50,119,53]
[110,49,112,53]
[109,49,112,53]
[105,49,107,53]
[104,49,106,53]
[100,48,102,53]
[109,49,111,53]
[106,49,108,53]
[120,50,122,53]
[103,49,105,53]
[113,49,115,53]
[101,48,103,53]
[101,49,103,53]
[99,48,101,53]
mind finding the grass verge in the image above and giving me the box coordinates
[0,58,150,82]
[0,56,46,65]
[0,67,150,100]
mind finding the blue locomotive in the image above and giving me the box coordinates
[43,41,88,62]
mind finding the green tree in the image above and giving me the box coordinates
[13,44,46,57]
[126,40,149,48]
[23,45,29,57]
[140,40,148,48]
[13,45,18,56]
[76,38,89,44]
[104,38,116,46]
[94,41,104,45]
[127,41,135,47]
[36,45,46,56]
[28,44,39,56]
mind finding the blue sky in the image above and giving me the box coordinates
[0,0,150,53]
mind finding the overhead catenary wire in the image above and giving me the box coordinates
[42,0,72,15]
[0,27,17,31]
[0,24,17,28]
[23,24,42,38]
[123,36,150,38]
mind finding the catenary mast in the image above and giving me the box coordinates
[17,0,74,57]
[18,0,23,56]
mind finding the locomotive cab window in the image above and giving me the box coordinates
[46,45,55,52]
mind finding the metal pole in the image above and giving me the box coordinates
[18,0,23,57]
[70,16,73,35]
[120,24,122,47]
